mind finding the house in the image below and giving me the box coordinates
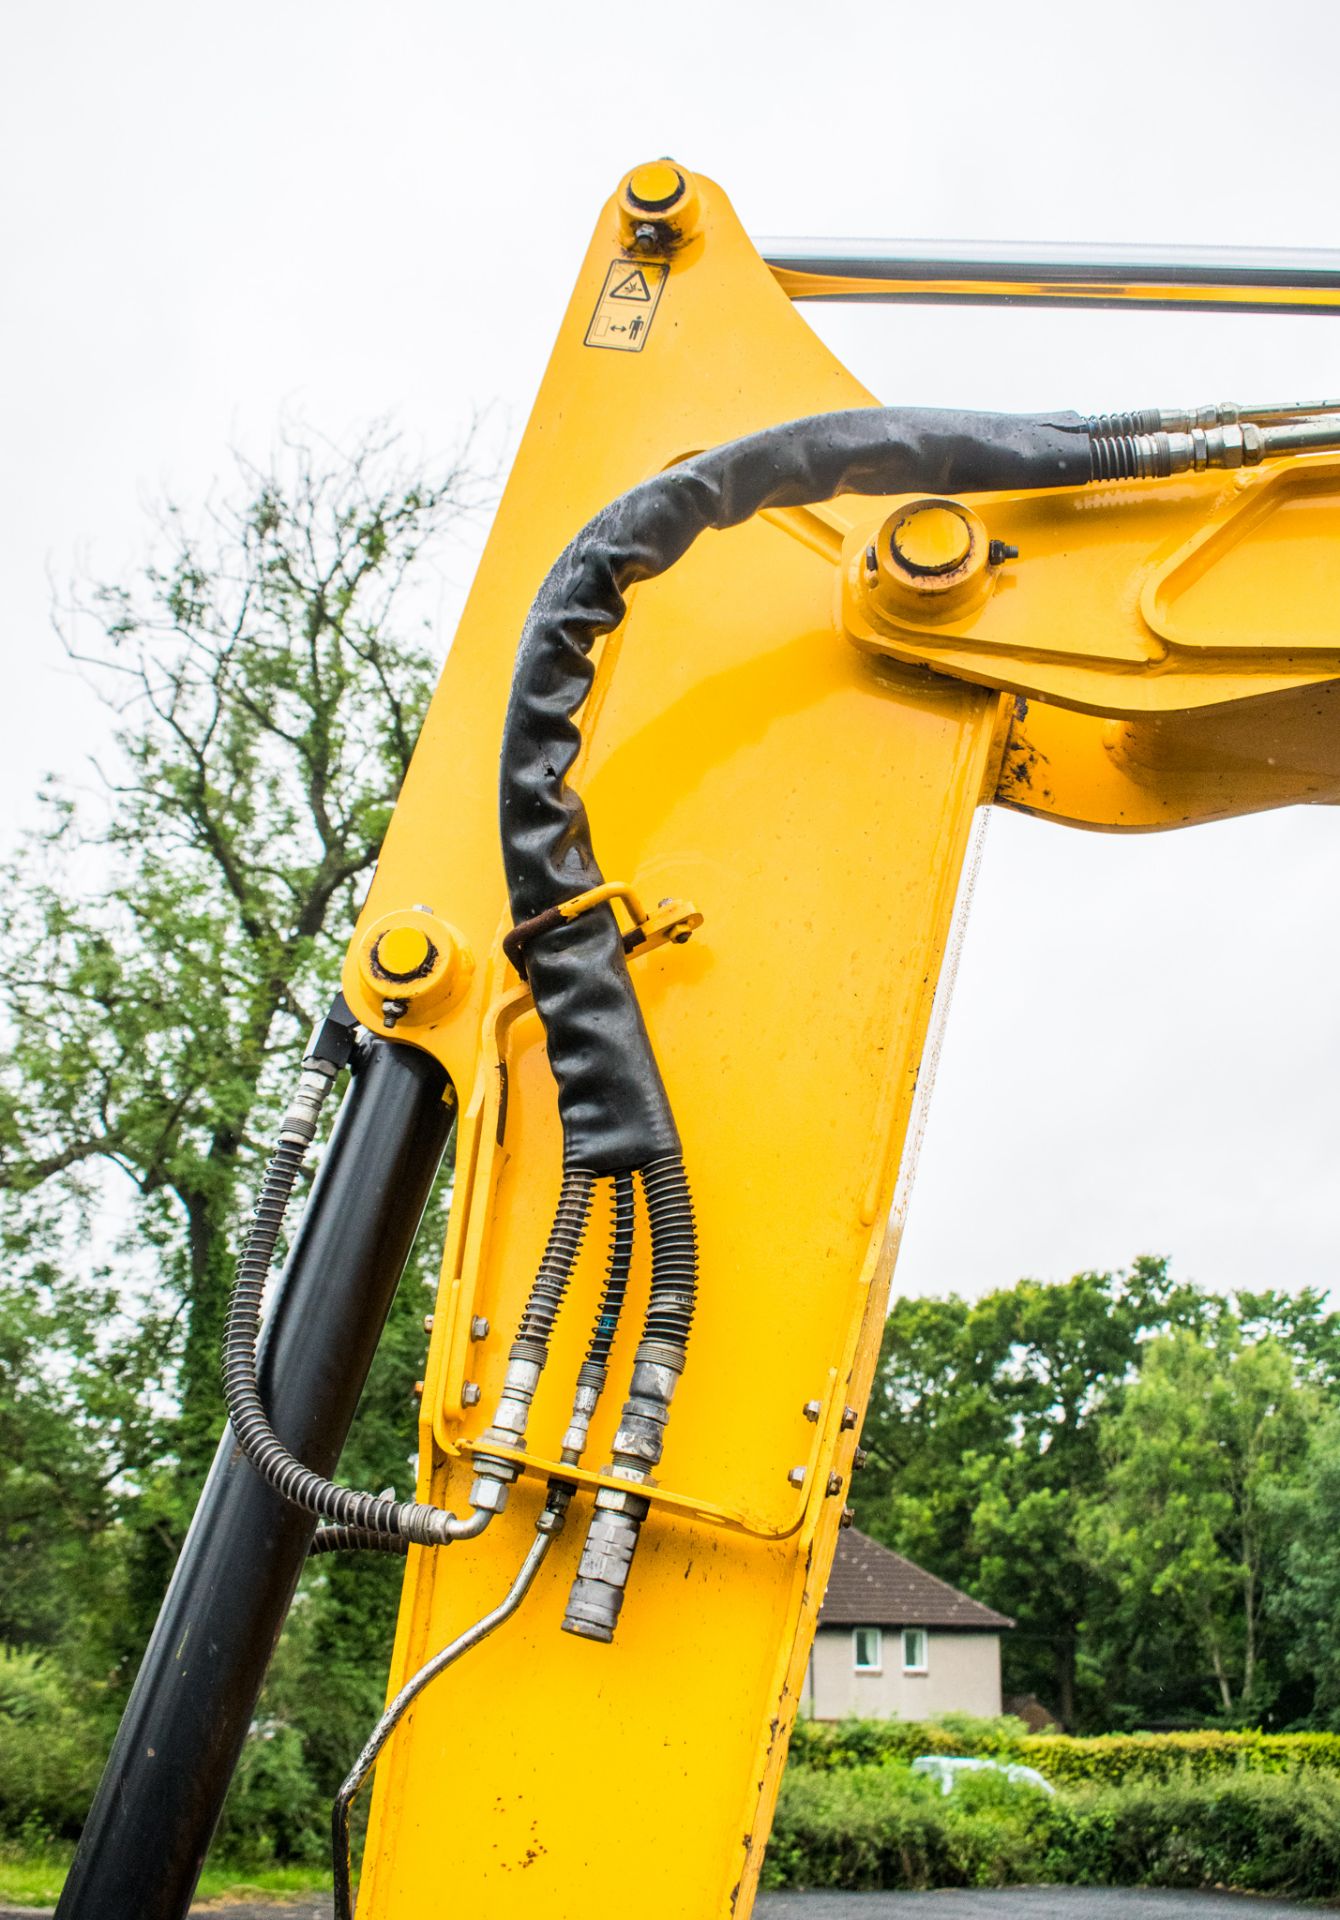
[807,1527,1013,1720]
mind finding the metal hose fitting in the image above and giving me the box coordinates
[561,1172,635,1464]
[562,1157,697,1643]
[1088,421,1268,481]
[469,1170,595,1515]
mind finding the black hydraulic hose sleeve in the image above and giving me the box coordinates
[586,1170,636,1370]
[499,406,1093,1171]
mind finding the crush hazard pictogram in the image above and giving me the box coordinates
[585,260,668,351]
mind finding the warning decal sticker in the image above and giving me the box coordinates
[585,259,669,352]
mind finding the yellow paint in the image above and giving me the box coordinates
[627,159,684,208]
[375,926,431,977]
[893,502,972,571]
[338,163,1340,1916]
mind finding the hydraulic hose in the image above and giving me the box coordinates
[498,404,1094,1175]
[561,1170,636,1464]
[498,403,1098,1635]
[309,1526,410,1558]
[222,1029,488,1551]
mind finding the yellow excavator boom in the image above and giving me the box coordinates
[324,164,1340,1916]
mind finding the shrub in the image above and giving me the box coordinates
[786,1716,1340,1787]
[1048,1772,1340,1897]
[0,1649,103,1839]
[787,1715,1029,1773]
[763,1761,1055,1891]
[763,1755,1340,1898]
[212,1721,326,1865]
[1019,1729,1340,1788]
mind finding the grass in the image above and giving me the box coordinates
[0,1846,331,1908]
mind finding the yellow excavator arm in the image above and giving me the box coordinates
[336,166,1340,1916]
[56,161,1340,1920]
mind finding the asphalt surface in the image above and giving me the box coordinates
[5,1893,1329,1919]
[756,1895,1330,1917]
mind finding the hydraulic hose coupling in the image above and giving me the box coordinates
[1088,420,1267,481]
[562,1346,684,1643]
[280,1057,340,1145]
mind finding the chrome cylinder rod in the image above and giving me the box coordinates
[757,238,1340,315]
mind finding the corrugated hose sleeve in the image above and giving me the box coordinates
[499,405,1094,1172]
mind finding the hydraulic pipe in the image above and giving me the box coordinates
[55,1035,453,1920]
[758,237,1340,314]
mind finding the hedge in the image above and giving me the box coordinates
[763,1761,1340,1898]
[786,1716,1340,1787]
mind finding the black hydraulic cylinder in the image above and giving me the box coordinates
[56,1035,453,1920]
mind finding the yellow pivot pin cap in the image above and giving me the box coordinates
[376,925,432,979]
[891,505,972,575]
[627,160,685,212]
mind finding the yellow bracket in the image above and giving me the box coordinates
[452,1438,810,1542]
[502,879,700,980]
[556,879,648,926]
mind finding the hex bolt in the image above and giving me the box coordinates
[826,1472,844,1497]
[802,1399,822,1423]
[840,1405,859,1431]
[412,1379,424,1400]
[853,1447,869,1471]
[987,539,1020,567]
[787,1465,807,1489]
[461,1382,482,1408]
[423,1313,435,1334]
[381,997,409,1030]
[840,1505,855,1528]
[470,1315,490,1342]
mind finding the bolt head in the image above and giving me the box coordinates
[826,1472,844,1497]
[840,1405,858,1432]
[840,1505,855,1528]
[853,1447,869,1471]
[787,1465,807,1489]
[470,1316,490,1341]
[802,1399,822,1423]
[423,1313,435,1334]
[412,1379,424,1400]
[461,1382,482,1408]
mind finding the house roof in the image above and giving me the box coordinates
[818,1528,1013,1632]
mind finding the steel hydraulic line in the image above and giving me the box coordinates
[331,1241,636,1910]
[332,1507,565,1920]
[756,238,1340,315]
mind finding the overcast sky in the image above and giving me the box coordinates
[3,0,1338,1304]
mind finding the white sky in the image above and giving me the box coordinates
[3,0,1338,1303]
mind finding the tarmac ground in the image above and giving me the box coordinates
[6,1890,1332,1919]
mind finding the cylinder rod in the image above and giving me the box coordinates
[758,238,1340,315]
[55,1035,453,1920]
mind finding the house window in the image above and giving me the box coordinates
[852,1627,882,1672]
[902,1627,929,1673]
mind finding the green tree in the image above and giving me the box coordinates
[0,424,481,1669]
[1265,1409,1340,1725]
[856,1257,1205,1726]
[1081,1327,1318,1721]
